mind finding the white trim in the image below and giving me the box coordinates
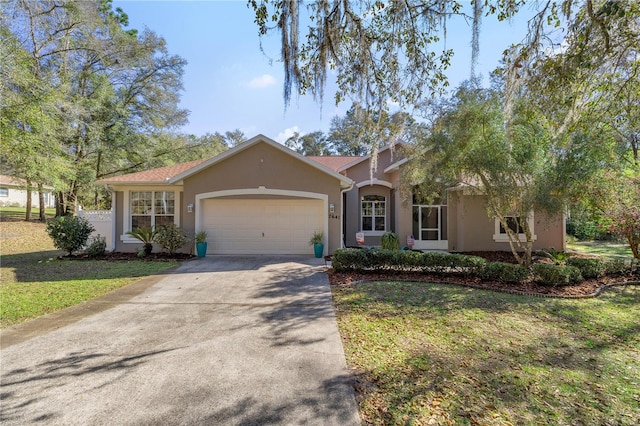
[337,143,402,172]
[383,158,408,173]
[412,204,448,248]
[362,231,386,237]
[360,194,387,233]
[355,179,393,189]
[195,187,329,256]
[110,188,117,251]
[120,189,181,243]
[492,212,537,242]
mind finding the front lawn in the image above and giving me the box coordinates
[0,208,178,328]
[567,240,634,261]
[332,281,640,425]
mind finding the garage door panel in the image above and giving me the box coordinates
[202,199,323,254]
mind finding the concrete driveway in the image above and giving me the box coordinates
[0,256,360,425]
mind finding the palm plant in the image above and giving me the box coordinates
[126,226,156,256]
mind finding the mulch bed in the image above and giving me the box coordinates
[60,252,195,261]
[328,251,640,298]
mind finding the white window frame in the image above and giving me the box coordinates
[360,195,386,235]
[493,212,536,242]
[120,189,180,243]
[412,204,447,242]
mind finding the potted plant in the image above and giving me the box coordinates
[195,230,208,257]
[309,230,324,258]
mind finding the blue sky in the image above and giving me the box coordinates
[113,1,533,143]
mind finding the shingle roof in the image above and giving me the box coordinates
[96,159,208,184]
[306,156,362,172]
[0,175,54,190]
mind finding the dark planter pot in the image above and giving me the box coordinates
[196,242,208,257]
[313,243,324,258]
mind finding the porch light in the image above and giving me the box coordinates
[329,203,335,213]
[187,203,194,213]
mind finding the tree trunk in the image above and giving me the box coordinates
[25,179,32,221]
[56,191,65,217]
[38,183,46,222]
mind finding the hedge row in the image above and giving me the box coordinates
[331,248,637,286]
[332,248,487,277]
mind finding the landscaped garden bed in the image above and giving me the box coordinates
[328,248,639,298]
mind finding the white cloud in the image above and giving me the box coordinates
[276,126,300,144]
[247,74,276,89]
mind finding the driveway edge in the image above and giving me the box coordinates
[0,266,180,349]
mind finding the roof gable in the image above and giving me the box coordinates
[337,143,404,172]
[96,135,354,187]
[306,156,362,172]
[170,134,353,187]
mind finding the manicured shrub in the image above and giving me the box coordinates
[86,235,107,258]
[603,259,632,276]
[533,264,583,286]
[154,224,187,255]
[333,249,488,276]
[481,262,529,284]
[381,232,400,250]
[421,252,455,274]
[332,248,368,272]
[451,254,487,276]
[397,250,424,272]
[566,257,605,279]
[46,215,95,256]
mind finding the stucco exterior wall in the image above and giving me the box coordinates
[183,141,345,254]
[342,148,399,247]
[447,191,566,252]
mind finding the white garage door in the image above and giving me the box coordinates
[202,198,324,254]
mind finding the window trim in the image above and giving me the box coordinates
[121,189,180,243]
[412,204,448,242]
[360,194,386,235]
[493,212,536,242]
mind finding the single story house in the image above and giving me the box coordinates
[0,175,56,208]
[96,134,565,255]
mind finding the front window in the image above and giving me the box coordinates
[499,216,525,234]
[361,195,386,232]
[0,187,7,197]
[493,212,536,242]
[130,191,175,229]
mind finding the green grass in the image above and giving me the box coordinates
[1,260,176,327]
[1,208,177,328]
[567,240,634,260]
[332,281,640,425]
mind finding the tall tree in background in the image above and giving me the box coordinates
[1,1,77,220]
[1,0,189,214]
[223,129,246,147]
[285,130,332,155]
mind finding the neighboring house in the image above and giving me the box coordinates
[0,175,56,208]
[96,134,565,255]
